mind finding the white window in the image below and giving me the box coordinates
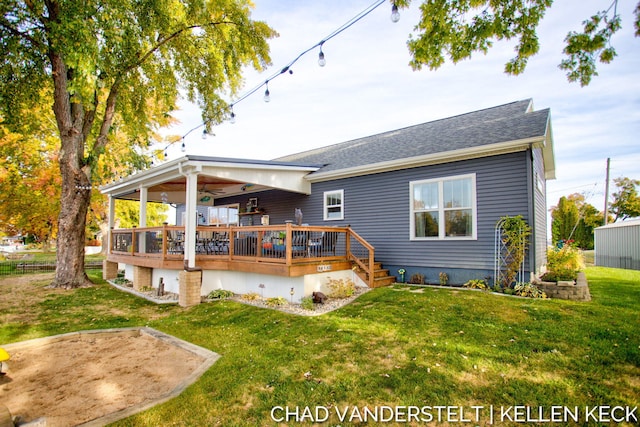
[208,204,239,226]
[410,174,477,240]
[324,190,344,221]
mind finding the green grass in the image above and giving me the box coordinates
[1,267,638,426]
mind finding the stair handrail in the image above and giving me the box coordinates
[347,227,375,287]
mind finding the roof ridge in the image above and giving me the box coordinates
[274,99,533,161]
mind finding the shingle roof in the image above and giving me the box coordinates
[275,99,551,175]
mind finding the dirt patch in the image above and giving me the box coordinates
[0,328,219,426]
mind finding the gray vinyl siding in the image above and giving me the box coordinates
[319,152,532,280]
[532,147,548,274]
[192,151,534,282]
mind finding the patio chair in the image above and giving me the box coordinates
[308,231,338,256]
[291,232,308,257]
[212,231,229,254]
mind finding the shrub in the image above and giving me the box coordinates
[327,277,355,299]
[543,245,584,281]
[463,279,489,290]
[113,277,133,287]
[241,292,261,301]
[514,282,547,299]
[265,296,288,307]
[300,296,315,311]
[439,272,449,286]
[208,289,235,300]
[408,273,424,285]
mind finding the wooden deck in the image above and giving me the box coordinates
[108,224,378,286]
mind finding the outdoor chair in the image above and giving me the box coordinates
[308,231,338,256]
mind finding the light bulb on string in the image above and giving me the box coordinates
[263,81,270,103]
[202,128,208,140]
[229,106,236,124]
[391,3,400,23]
[318,45,326,67]
[181,141,186,152]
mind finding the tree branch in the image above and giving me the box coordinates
[88,20,238,163]
[124,20,237,78]
[0,16,43,50]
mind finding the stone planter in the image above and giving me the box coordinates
[536,272,591,301]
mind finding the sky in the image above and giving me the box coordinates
[162,0,640,211]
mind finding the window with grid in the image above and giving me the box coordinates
[410,174,477,239]
[323,190,344,221]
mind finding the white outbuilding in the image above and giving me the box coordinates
[594,218,640,270]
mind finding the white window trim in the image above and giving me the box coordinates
[410,173,477,240]
[208,203,240,226]
[323,189,344,221]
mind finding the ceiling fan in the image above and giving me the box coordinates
[198,185,225,202]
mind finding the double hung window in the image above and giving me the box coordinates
[323,190,344,221]
[410,174,476,239]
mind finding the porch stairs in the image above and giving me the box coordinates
[353,261,396,288]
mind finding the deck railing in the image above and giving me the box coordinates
[110,223,375,286]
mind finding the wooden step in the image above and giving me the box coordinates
[353,260,397,288]
[371,274,396,288]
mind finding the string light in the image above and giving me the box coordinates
[157,0,397,161]
[229,105,236,124]
[263,81,271,102]
[391,3,400,23]
[318,44,326,67]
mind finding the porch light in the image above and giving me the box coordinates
[263,82,270,103]
[318,45,326,67]
[391,3,400,22]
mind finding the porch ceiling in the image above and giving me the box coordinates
[100,155,321,204]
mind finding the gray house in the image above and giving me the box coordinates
[102,99,554,304]
[183,99,554,283]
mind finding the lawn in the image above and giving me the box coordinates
[1,267,638,426]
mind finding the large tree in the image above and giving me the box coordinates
[1,0,276,288]
[403,0,640,86]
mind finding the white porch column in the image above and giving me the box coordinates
[107,195,115,253]
[139,186,148,228]
[184,172,199,268]
[138,186,148,253]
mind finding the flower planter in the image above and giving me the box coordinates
[535,272,590,301]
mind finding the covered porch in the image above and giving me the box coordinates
[100,156,379,306]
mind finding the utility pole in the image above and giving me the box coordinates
[604,157,611,225]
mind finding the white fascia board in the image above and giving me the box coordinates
[100,156,318,197]
[306,137,543,183]
[100,156,189,195]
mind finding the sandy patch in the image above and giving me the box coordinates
[0,328,218,427]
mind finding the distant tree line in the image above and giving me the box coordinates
[551,177,640,249]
